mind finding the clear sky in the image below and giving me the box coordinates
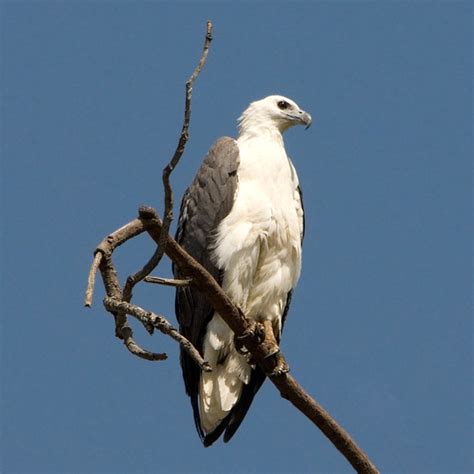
[1,2,472,473]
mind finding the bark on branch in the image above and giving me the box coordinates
[84,20,379,473]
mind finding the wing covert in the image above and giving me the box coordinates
[173,137,240,406]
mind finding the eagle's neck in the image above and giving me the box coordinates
[236,127,290,186]
[237,122,285,146]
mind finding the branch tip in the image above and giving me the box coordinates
[206,20,213,41]
[144,276,192,287]
[84,252,103,307]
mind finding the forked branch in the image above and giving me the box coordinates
[121,20,213,310]
[104,297,211,371]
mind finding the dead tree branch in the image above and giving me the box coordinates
[104,297,211,371]
[144,276,192,287]
[84,20,379,473]
[120,20,212,315]
[87,21,213,362]
[84,252,102,307]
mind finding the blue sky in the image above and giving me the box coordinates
[1,2,472,473]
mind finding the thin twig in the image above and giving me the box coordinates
[121,325,167,361]
[104,297,211,372]
[84,252,103,307]
[144,276,192,287]
[83,219,149,307]
[119,20,213,313]
[122,245,164,303]
[157,20,213,269]
[84,214,210,367]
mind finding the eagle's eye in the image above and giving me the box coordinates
[277,100,290,110]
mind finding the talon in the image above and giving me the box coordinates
[235,322,265,345]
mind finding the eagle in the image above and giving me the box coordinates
[174,95,311,446]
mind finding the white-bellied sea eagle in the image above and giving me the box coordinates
[174,95,311,446]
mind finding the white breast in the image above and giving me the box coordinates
[213,134,303,324]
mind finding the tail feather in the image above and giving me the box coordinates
[199,351,249,433]
[196,365,266,447]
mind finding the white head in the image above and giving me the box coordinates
[238,95,312,137]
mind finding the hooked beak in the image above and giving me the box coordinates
[286,109,312,129]
[299,110,312,129]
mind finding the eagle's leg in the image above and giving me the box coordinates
[262,320,280,358]
[262,320,290,376]
[233,321,289,375]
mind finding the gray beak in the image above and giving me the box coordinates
[283,108,312,130]
[299,110,312,129]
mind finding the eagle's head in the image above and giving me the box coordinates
[238,95,312,136]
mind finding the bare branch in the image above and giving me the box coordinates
[188,20,213,85]
[122,245,164,306]
[155,20,214,278]
[272,373,376,473]
[101,21,214,349]
[84,252,102,307]
[83,218,148,313]
[117,21,213,320]
[104,297,211,372]
[121,324,167,361]
[144,276,192,287]
[86,217,206,366]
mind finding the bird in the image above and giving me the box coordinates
[174,95,311,446]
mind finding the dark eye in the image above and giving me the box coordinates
[277,100,290,110]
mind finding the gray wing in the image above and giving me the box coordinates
[173,137,240,438]
[280,184,304,329]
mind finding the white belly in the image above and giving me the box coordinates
[216,188,302,326]
[213,137,302,324]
